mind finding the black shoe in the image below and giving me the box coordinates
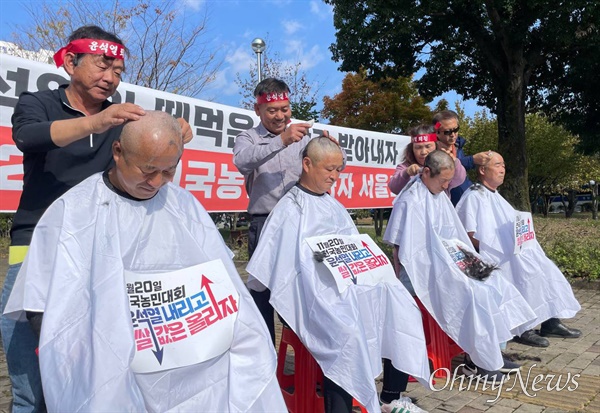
[540,318,582,338]
[513,330,549,347]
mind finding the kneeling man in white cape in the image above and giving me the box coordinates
[247,137,431,413]
[4,111,287,412]
[384,150,537,373]
[455,152,580,348]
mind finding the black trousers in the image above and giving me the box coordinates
[380,358,410,404]
[248,215,275,344]
[323,359,409,412]
[323,376,353,413]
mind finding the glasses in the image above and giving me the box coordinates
[441,126,460,136]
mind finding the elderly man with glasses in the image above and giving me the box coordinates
[433,110,491,206]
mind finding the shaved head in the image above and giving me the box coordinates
[300,136,344,195]
[424,150,455,177]
[478,151,500,169]
[422,150,456,195]
[478,151,505,190]
[110,111,183,199]
[302,136,343,163]
[119,111,183,159]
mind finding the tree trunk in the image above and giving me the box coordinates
[592,183,599,220]
[565,190,577,218]
[495,72,530,211]
[529,186,540,214]
[542,192,551,217]
[374,209,384,237]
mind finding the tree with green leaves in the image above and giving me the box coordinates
[321,69,432,134]
[325,0,599,210]
[321,69,432,236]
[235,49,322,121]
[466,112,600,217]
[529,12,600,156]
[9,0,221,95]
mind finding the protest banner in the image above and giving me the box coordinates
[0,54,409,212]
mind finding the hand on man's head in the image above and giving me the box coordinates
[439,146,456,160]
[89,103,146,134]
[407,164,421,176]
[473,150,493,165]
[177,117,193,144]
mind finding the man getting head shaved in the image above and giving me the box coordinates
[247,137,431,413]
[4,111,287,412]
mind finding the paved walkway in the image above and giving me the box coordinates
[398,280,600,413]
[0,261,598,412]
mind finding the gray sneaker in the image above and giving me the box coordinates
[475,366,505,382]
[461,354,478,376]
[500,355,521,373]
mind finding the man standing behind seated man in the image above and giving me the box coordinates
[455,151,581,347]
[247,137,431,413]
[4,112,287,412]
[233,78,315,343]
[0,24,192,412]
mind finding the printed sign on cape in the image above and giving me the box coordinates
[126,260,239,373]
[514,211,536,254]
[305,234,397,293]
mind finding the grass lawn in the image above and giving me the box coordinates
[355,214,600,280]
[1,213,598,280]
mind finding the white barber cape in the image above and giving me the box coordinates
[383,177,537,371]
[247,185,431,413]
[4,173,286,413]
[456,185,580,327]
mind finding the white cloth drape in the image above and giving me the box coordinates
[247,186,431,413]
[384,177,537,371]
[456,186,580,330]
[5,173,286,413]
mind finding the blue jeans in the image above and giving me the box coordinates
[0,263,45,413]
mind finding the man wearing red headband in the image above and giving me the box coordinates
[433,110,491,206]
[0,25,192,413]
[233,78,322,343]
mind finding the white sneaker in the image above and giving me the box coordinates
[380,396,428,413]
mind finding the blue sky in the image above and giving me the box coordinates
[0,0,483,121]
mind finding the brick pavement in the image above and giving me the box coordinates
[0,260,598,412]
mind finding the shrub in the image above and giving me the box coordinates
[535,216,600,280]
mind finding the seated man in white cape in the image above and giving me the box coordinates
[384,150,537,379]
[4,111,287,413]
[455,151,581,348]
[247,137,431,413]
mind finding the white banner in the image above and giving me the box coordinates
[0,54,410,211]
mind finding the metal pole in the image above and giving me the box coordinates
[592,181,598,220]
[251,38,266,85]
[257,51,262,83]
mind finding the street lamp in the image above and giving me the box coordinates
[251,38,266,83]
[590,180,598,220]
